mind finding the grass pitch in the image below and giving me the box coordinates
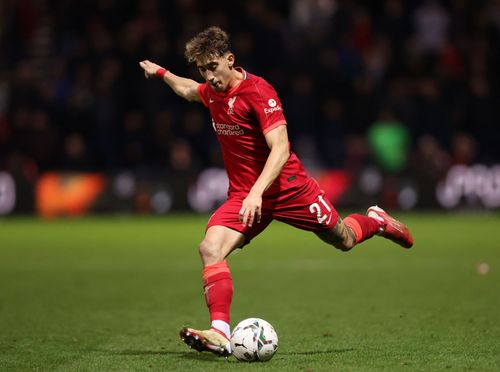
[1,213,499,371]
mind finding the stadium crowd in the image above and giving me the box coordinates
[1,0,499,196]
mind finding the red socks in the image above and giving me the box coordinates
[343,214,381,244]
[202,261,233,324]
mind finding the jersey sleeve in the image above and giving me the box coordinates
[197,83,210,107]
[248,80,287,134]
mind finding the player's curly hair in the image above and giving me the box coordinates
[184,26,231,63]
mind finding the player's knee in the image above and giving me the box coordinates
[330,236,355,252]
[316,223,356,252]
[198,238,224,262]
[333,241,354,252]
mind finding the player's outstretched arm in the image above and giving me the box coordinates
[139,60,201,103]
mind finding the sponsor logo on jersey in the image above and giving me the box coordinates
[264,98,282,114]
[211,119,244,136]
[264,104,282,114]
[227,96,237,114]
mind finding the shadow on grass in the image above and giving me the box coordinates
[91,347,354,361]
[92,349,226,362]
[121,350,223,362]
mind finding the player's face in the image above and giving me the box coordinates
[196,54,234,92]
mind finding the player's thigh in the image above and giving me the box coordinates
[273,178,339,232]
[205,195,272,255]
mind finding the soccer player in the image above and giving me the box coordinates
[139,26,413,357]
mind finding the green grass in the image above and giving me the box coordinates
[1,213,499,371]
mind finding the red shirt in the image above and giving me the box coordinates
[197,68,309,197]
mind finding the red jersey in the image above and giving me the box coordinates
[197,68,309,197]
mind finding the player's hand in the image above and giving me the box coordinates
[139,60,163,79]
[239,191,262,227]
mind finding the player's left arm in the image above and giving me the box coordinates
[239,125,290,227]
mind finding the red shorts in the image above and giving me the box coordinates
[207,177,339,245]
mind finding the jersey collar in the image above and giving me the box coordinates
[238,67,248,80]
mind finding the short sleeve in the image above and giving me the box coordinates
[248,80,287,134]
[197,83,210,107]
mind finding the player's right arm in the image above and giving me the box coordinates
[139,60,201,103]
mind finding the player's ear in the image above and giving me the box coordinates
[226,53,235,69]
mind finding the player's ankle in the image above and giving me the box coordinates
[211,320,231,340]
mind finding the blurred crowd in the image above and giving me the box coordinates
[1,0,499,184]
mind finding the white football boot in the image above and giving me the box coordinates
[179,327,231,357]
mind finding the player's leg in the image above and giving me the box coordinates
[316,208,413,250]
[273,178,379,251]
[199,225,245,266]
[199,225,244,336]
[180,196,272,357]
[315,214,381,251]
[180,226,243,357]
[274,177,412,251]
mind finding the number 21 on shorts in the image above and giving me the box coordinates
[309,195,332,224]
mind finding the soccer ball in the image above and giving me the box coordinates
[230,318,278,362]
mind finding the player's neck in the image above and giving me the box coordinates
[226,69,244,91]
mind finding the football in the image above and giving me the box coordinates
[230,318,278,362]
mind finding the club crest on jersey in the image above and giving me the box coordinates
[227,96,237,115]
